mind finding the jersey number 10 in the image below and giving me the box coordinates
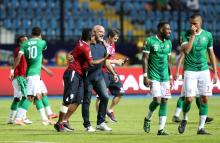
[27,46,37,59]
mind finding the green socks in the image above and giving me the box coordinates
[177,97,184,108]
[159,102,167,116]
[200,103,208,115]
[20,99,32,110]
[149,101,160,112]
[42,95,50,107]
[10,100,19,110]
[34,99,44,110]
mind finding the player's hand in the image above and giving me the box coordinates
[213,73,218,84]
[113,74,119,82]
[174,73,179,81]
[191,25,197,35]
[9,73,14,81]
[143,77,152,87]
[48,71,53,77]
[66,53,74,62]
[116,59,125,66]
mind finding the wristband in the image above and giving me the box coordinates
[143,73,148,77]
[10,69,14,74]
[170,75,173,79]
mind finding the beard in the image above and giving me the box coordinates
[161,33,170,40]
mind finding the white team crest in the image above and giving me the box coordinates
[153,44,159,51]
[166,45,169,48]
[203,37,206,41]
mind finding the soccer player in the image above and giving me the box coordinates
[54,28,109,132]
[96,28,127,122]
[142,21,172,135]
[178,13,218,135]
[8,35,32,124]
[82,25,116,132]
[10,27,52,126]
[172,52,213,123]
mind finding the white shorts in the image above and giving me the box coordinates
[40,80,48,94]
[183,70,212,97]
[150,80,171,99]
[12,78,23,98]
[180,84,199,97]
[26,75,41,96]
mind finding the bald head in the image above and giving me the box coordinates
[93,25,105,42]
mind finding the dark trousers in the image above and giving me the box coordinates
[82,78,109,128]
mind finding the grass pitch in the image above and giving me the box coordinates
[0,96,220,143]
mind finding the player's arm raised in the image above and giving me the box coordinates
[181,26,197,54]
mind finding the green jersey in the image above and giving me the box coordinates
[20,38,46,76]
[181,29,213,71]
[143,35,172,82]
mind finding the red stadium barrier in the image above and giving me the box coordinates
[1,67,220,96]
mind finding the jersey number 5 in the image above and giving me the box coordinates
[27,46,37,59]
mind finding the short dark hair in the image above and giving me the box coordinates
[81,28,92,41]
[157,21,169,31]
[190,13,202,19]
[31,27,41,36]
[16,35,26,45]
[107,29,120,37]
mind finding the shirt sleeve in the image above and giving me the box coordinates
[142,37,151,53]
[83,45,93,63]
[43,40,47,50]
[180,31,188,46]
[19,43,26,54]
[168,41,172,55]
[207,32,213,49]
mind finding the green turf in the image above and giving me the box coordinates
[0,96,220,143]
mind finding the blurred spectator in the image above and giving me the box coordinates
[144,0,170,12]
[169,0,183,11]
[155,0,170,11]
[186,0,199,12]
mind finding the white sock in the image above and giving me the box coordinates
[159,116,167,130]
[38,108,48,121]
[183,112,188,120]
[198,115,207,130]
[23,112,27,119]
[8,110,17,120]
[146,111,153,120]
[174,108,182,117]
[16,108,27,120]
[45,106,53,116]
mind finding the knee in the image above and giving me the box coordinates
[35,94,42,101]
[27,95,35,102]
[200,96,208,104]
[185,97,193,104]
[153,97,161,104]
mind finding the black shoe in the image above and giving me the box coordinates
[63,121,74,132]
[107,111,117,122]
[157,129,169,135]
[54,122,65,132]
[205,117,213,123]
[178,120,187,134]
[172,116,181,123]
[197,128,211,135]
